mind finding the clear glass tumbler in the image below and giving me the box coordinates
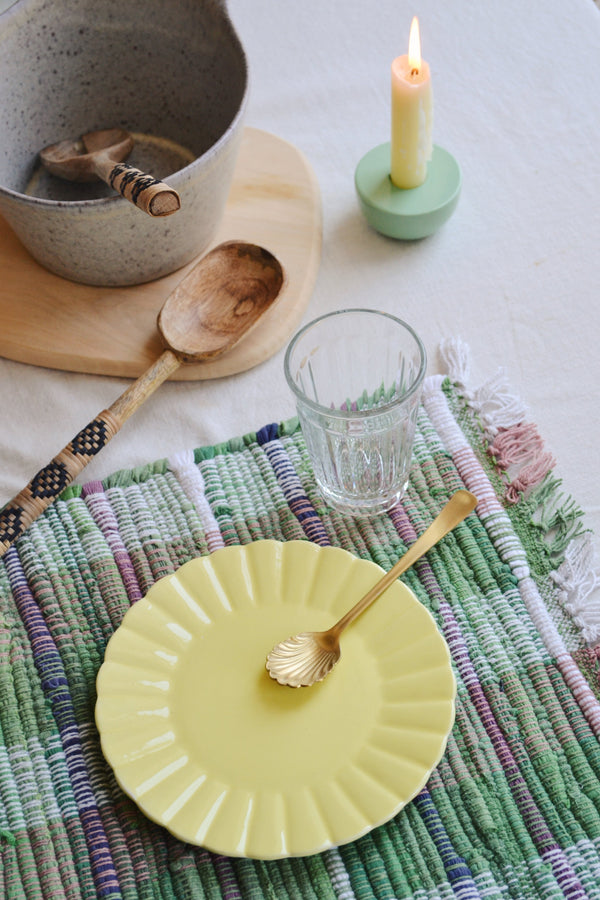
[284,308,426,516]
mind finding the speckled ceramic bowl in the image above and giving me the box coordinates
[0,0,247,286]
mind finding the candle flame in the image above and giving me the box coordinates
[408,16,422,74]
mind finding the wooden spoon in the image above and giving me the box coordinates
[266,489,478,687]
[0,241,284,556]
[39,128,181,217]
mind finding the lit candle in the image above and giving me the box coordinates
[390,17,433,189]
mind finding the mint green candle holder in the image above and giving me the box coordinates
[355,142,461,240]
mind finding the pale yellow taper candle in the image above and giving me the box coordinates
[390,17,433,189]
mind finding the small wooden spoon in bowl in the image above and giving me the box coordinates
[0,241,284,556]
[40,128,181,217]
[266,489,478,688]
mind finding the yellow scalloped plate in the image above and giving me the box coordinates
[95,540,455,859]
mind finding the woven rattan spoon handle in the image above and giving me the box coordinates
[0,350,180,556]
[0,241,284,557]
[100,159,180,217]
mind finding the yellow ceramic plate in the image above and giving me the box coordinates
[95,540,455,859]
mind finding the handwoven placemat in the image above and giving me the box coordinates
[1,340,599,900]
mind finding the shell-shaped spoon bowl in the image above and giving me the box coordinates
[267,632,340,688]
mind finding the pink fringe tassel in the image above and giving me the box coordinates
[488,422,544,468]
[488,423,555,503]
[505,451,556,503]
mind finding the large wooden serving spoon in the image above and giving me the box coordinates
[39,128,181,217]
[0,241,284,556]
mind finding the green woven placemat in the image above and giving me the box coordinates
[1,342,599,899]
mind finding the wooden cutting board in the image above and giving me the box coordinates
[0,127,322,380]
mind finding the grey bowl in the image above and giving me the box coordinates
[0,0,248,285]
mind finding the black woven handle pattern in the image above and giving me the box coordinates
[0,411,119,556]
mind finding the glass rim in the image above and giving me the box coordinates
[283,307,427,418]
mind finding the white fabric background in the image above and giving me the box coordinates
[1,0,599,549]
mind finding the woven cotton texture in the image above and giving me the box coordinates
[1,368,599,900]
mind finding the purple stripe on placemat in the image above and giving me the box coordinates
[388,504,588,899]
[82,481,143,604]
[213,855,243,900]
[412,789,479,897]
[3,546,123,900]
[257,425,331,547]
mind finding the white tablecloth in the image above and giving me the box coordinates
[1,0,599,551]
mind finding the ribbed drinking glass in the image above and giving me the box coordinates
[284,308,426,516]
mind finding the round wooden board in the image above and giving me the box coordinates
[0,128,322,381]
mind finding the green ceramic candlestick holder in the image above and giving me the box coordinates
[354,142,461,240]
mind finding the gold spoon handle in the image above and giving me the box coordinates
[331,489,478,637]
[0,349,180,557]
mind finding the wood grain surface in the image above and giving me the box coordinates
[0,127,322,381]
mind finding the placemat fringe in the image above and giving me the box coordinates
[551,534,600,646]
[439,339,597,650]
[439,337,527,438]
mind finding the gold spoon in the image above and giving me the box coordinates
[0,241,284,556]
[266,489,477,687]
[40,127,180,216]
